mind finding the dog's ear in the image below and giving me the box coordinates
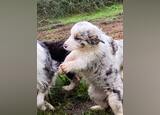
[43,41,50,47]
[42,40,56,50]
[86,31,104,45]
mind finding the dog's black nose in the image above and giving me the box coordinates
[63,44,68,49]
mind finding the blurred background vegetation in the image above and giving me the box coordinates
[37,0,122,19]
[37,0,122,26]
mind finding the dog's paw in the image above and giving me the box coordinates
[90,105,104,111]
[41,105,47,111]
[45,102,55,111]
[38,104,47,111]
[62,85,75,91]
[62,85,73,91]
[115,113,123,115]
[59,63,71,73]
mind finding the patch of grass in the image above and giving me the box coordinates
[83,110,113,115]
[37,75,114,115]
[54,4,122,24]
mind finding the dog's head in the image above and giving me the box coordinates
[63,21,104,51]
[43,40,70,62]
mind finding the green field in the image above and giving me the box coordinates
[38,4,123,26]
[58,4,123,24]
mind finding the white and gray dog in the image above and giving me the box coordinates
[37,41,57,111]
[37,40,79,111]
[59,21,123,115]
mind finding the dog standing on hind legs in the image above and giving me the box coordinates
[59,21,123,115]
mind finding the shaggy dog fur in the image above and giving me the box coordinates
[43,40,80,91]
[37,40,57,111]
[59,21,123,115]
[37,40,79,111]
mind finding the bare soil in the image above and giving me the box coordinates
[37,15,123,41]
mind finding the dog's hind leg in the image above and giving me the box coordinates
[62,80,76,91]
[108,92,123,115]
[63,72,80,91]
[37,92,55,111]
[44,101,55,111]
[37,92,46,111]
[88,85,108,110]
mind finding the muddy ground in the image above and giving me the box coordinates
[37,15,123,41]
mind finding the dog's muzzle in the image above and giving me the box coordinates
[63,44,68,49]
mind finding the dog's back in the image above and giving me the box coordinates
[37,41,57,111]
[115,39,123,72]
[37,41,56,93]
[43,40,70,63]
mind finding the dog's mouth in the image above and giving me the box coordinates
[63,44,74,51]
[63,44,68,49]
[99,40,105,44]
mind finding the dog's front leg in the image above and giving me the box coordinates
[62,74,80,91]
[108,92,123,115]
[59,59,87,73]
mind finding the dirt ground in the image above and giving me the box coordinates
[37,15,123,41]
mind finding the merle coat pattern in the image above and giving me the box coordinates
[59,21,123,115]
[37,40,78,111]
[37,41,56,111]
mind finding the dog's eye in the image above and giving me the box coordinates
[80,43,85,47]
[74,37,81,40]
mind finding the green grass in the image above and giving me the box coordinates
[37,75,114,115]
[55,4,122,24]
